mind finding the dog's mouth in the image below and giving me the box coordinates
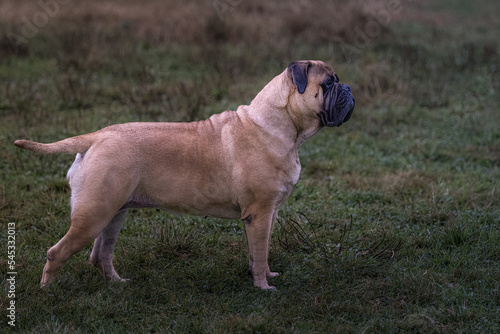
[320,84,355,127]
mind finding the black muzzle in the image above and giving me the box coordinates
[320,84,355,127]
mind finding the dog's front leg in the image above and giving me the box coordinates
[243,208,279,290]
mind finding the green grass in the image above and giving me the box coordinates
[1,1,499,333]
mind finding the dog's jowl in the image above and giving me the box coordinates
[14,60,354,290]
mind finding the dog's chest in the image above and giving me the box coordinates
[288,154,301,186]
[274,151,301,199]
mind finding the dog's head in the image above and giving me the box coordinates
[287,60,355,128]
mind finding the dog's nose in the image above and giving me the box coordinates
[341,84,351,92]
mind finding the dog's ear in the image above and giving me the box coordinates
[288,61,310,94]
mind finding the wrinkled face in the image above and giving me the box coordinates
[288,60,355,127]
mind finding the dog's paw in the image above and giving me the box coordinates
[258,284,277,291]
[109,275,130,283]
[117,278,131,283]
[253,279,277,291]
[267,271,279,278]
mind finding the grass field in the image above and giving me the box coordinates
[1,0,499,333]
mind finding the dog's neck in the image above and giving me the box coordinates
[245,70,322,147]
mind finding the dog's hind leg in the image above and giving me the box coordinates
[41,212,114,286]
[40,188,132,286]
[89,209,128,282]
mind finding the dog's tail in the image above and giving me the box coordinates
[14,135,93,154]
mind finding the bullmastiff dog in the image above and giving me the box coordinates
[14,60,354,290]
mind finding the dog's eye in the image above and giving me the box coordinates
[321,77,334,94]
